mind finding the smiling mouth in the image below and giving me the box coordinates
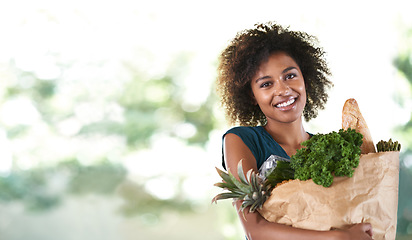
[275,98,296,108]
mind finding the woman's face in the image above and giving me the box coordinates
[250,51,306,124]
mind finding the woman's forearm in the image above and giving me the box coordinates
[235,201,330,240]
[235,201,370,240]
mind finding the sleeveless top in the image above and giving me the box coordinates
[221,126,291,170]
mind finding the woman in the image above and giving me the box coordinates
[216,22,373,240]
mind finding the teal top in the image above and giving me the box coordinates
[222,126,291,170]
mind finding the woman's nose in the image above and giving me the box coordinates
[274,81,291,96]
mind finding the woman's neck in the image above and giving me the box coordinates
[263,118,309,156]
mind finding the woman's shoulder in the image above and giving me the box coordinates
[225,126,263,135]
[223,126,268,147]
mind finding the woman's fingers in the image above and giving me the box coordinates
[359,223,373,237]
[348,223,373,239]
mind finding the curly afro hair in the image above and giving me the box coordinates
[216,22,333,126]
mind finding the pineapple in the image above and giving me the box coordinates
[212,160,271,215]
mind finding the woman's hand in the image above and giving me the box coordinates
[336,223,373,240]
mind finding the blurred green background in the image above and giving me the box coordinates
[0,1,411,239]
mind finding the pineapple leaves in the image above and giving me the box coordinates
[212,192,242,204]
[228,163,251,194]
[250,170,259,191]
[215,167,234,186]
[212,160,271,215]
[237,160,249,185]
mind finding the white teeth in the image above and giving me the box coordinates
[276,98,295,108]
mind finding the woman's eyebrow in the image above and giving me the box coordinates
[282,66,298,73]
[255,75,271,83]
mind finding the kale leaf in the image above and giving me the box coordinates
[290,128,363,187]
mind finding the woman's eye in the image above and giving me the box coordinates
[260,82,272,88]
[285,73,296,80]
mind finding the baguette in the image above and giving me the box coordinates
[342,98,376,154]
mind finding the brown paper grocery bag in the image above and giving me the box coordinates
[259,151,399,240]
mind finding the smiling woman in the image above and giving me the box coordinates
[216,21,374,240]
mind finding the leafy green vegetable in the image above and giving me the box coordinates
[265,160,294,189]
[376,139,401,152]
[290,128,363,187]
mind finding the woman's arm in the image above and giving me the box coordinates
[223,133,373,240]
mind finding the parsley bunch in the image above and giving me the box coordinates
[290,128,363,187]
